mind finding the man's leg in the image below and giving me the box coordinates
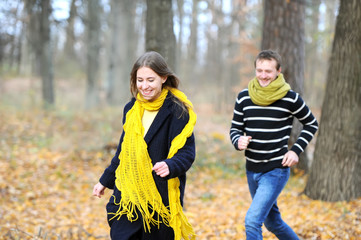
[245,170,263,239]
[245,168,291,240]
[264,203,299,239]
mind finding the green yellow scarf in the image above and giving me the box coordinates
[248,73,291,106]
[110,88,196,240]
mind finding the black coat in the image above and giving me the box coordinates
[99,93,196,208]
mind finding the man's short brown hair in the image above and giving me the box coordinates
[254,50,282,70]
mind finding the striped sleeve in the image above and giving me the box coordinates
[230,90,248,150]
[289,93,319,155]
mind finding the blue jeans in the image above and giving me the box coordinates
[245,168,299,240]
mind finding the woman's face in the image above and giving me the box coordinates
[136,67,167,102]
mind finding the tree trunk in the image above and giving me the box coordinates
[64,0,77,58]
[106,0,135,105]
[261,0,305,95]
[261,0,309,172]
[25,0,42,77]
[204,0,224,111]
[145,0,176,71]
[304,0,361,202]
[305,0,321,105]
[176,0,184,68]
[85,0,101,109]
[186,0,199,91]
[227,0,246,108]
[39,0,54,108]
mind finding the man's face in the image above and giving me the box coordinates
[255,58,281,87]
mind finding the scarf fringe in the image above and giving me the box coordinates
[168,179,196,240]
[108,195,171,233]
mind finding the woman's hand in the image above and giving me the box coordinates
[238,136,252,150]
[153,161,170,177]
[93,182,106,198]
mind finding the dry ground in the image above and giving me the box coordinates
[0,78,360,239]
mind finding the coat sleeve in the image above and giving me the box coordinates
[163,109,196,180]
[98,100,134,189]
[99,132,123,189]
[164,133,195,180]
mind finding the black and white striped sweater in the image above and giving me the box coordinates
[230,89,318,173]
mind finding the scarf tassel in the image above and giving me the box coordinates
[109,195,172,233]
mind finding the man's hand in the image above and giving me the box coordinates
[282,150,299,167]
[93,182,106,198]
[153,161,170,178]
[238,136,252,150]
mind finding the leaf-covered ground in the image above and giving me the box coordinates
[0,104,360,239]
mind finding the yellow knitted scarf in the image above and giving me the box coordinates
[110,87,196,240]
[248,73,291,106]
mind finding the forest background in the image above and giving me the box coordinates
[0,0,360,239]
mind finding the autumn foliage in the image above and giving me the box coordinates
[0,103,360,240]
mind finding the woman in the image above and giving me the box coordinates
[93,51,197,240]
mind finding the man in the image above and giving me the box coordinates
[230,50,318,239]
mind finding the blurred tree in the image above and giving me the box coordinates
[24,0,55,108]
[205,0,225,111]
[304,0,338,107]
[145,0,176,70]
[25,1,41,75]
[176,0,185,67]
[262,0,305,94]
[85,0,101,108]
[0,0,337,117]
[39,0,54,108]
[24,0,54,108]
[226,0,247,106]
[304,0,361,202]
[0,1,22,73]
[324,0,338,34]
[305,0,321,91]
[202,0,249,111]
[186,0,199,88]
[261,0,309,172]
[64,0,77,58]
[106,0,136,105]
